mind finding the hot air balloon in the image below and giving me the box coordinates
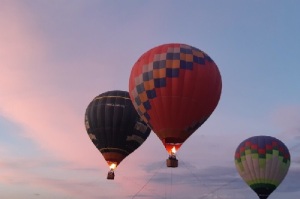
[234,135,291,199]
[85,90,151,179]
[129,43,222,167]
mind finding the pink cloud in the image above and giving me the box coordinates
[3,2,291,198]
[0,3,156,197]
[0,1,106,168]
[0,154,155,198]
[0,7,159,195]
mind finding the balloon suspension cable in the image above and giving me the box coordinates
[107,163,117,180]
[167,146,178,167]
[170,166,173,198]
[131,162,165,199]
[181,159,240,199]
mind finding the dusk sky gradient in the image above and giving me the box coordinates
[1,1,300,199]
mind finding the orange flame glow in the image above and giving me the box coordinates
[109,163,117,170]
[171,146,177,154]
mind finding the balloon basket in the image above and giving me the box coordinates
[166,157,178,168]
[107,171,115,180]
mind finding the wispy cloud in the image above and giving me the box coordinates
[1,1,299,199]
[277,167,300,193]
[0,1,107,168]
[0,153,127,199]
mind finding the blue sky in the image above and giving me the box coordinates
[0,1,300,198]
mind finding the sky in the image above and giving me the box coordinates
[0,0,300,198]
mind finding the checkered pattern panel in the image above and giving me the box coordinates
[131,44,213,124]
[235,139,290,164]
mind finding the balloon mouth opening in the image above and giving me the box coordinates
[171,146,177,155]
[163,137,183,155]
[107,161,118,180]
[108,162,118,171]
[251,185,276,199]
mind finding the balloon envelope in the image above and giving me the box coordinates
[129,43,222,154]
[85,90,151,168]
[235,135,291,199]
